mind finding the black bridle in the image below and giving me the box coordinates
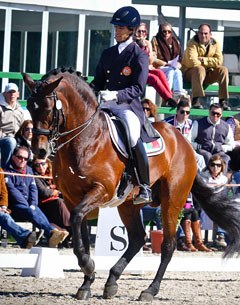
[29,82,98,154]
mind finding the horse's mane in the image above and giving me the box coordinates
[40,66,97,107]
[41,66,88,82]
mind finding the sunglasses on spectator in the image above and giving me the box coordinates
[34,162,47,167]
[179,110,190,115]
[143,107,151,112]
[137,30,146,33]
[15,155,28,161]
[209,163,222,168]
[211,111,221,117]
[24,127,33,132]
[162,30,172,34]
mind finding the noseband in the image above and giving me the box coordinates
[29,81,97,154]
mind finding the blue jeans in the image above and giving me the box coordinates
[0,211,31,247]
[11,204,54,238]
[232,171,240,194]
[0,137,17,168]
[141,205,162,230]
[160,66,184,94]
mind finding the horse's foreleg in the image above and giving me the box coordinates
[71,209,95,300]
[103,203,146,299]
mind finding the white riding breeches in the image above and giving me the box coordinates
[100,101,141,147]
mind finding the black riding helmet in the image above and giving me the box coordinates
[110,6,141,29]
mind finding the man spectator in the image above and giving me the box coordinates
[182,24,229,110]
[191,103,235,170]
[4,146,69,248]
[164,99,206,171]
[0,83,24,168]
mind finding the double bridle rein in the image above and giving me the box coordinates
[30,84,97,154]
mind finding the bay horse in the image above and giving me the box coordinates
[22,67,240,302]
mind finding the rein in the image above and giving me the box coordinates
[31,83,98,154]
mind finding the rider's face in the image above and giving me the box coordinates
[114,26,132,43]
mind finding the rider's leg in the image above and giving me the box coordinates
[132,138,152,204]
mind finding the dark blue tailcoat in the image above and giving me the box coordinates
[92,42,155,142]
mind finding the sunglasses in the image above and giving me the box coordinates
[162,30,172,34]
[34,162,47,167]
[210,163,222,168]
[211,111,221,117]
[24,127,33,132]
[137,30,146,33]
[179,110,190,115]
[143,107,151,112]
[15,155,28,161]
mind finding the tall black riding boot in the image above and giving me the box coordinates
[132,139,152,205]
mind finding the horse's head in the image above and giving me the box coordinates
[22,72,64,158]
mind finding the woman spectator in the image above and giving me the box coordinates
[151,22,189,102]
[181,194,212,252]
[141,98,158,122]
[15,120,33,165]
[200,154,229,248]
[201,154,229,248]
[32,157,72,246]
[134,23,177,107]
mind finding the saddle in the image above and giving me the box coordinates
[102,111,165,207]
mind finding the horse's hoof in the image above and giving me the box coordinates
[75,288,91,300]
[103,284,118,299]
[139,290,154,302]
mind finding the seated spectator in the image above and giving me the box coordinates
[226,113,240,147]
[0,83,24,168]
[191,103,235,172]
[141,98,158,122]
[200,154,228,248]
[164,100,206,171]
[0,167,36,248]
[151,22,189,102]
[134,23,177,107]
[15,120,33,165]
[182,24,229,110]
[32,157,71,240]
[4,146,69,248]
[181,194,212,252]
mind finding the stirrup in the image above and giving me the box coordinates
[133,185,152,205]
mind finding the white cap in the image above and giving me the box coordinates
[5,83,19,93]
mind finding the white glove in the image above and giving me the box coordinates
[100,90,118,102]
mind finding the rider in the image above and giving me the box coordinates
[91,6,157,204]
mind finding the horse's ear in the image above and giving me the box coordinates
[43,76,64,96]
[22,73,35,91]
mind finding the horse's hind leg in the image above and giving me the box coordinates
[139,179,190,301]
[103,202,146,299]
[71,209,95,300]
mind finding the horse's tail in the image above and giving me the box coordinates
[191,173,240,258]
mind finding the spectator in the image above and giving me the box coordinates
[0,83,24,168]
[180,193,212,252]
[191,103,235,171]
[200,154,229,248]
[226,113,240,147]
[182,24,229,110]
[4,146,69,248]
[134,23,177,107]
[15,120,33,165]
[151,22,189,102]
[32,157,71,241]
[0,167,36,248]
[164,100,206,171]
[141,98,158,122]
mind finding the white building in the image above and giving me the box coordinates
[0,0,240,93]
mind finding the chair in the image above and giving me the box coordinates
[223,54,240,85]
